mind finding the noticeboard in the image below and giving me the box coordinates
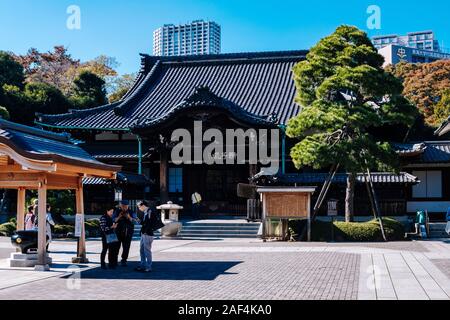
[327,200,338,217]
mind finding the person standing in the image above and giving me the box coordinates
[45,205,56,252]
[135,201,155,273]
[99,205,118,269]
[191,191,202,219]
[24,205,36,231]
[113,200,137,266]
[33,199,39,227]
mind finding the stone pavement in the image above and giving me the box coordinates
[0,237,448,300]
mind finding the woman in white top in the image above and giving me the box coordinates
[45,205,56,248]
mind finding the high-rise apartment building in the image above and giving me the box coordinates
[372,31,450,66]
[153,20,221,56]
[372,30,441,51]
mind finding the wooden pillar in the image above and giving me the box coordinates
[73,177,89,263]
[160,151,169,203]
[35,179,49,271]
[16,188,26,231]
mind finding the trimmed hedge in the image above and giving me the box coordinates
[290,218,405,242]
[54,224,75,235]
[0,222,16,237]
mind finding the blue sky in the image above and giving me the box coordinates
[1,0,449,75]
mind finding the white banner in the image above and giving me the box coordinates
[74,214,83,237]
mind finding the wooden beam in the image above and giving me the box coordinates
[16,188,26,231]
[35,178,49,271]
[46,174,79,189]
[72,177,88,263]
[0,164,24,173]
[57,163,117,179]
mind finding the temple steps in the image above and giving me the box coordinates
[178,221,261,239]
[428,223,450,238]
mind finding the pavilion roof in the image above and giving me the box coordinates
[36,50,308,130]
[0,119,120,172]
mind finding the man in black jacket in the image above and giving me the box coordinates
[135,200,156,272]
[113,200,137,266]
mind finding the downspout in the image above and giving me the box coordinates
[279,124,287,175]
[137,134,143,175]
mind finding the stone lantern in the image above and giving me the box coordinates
[157,201,183,222]
[156,201,183,237]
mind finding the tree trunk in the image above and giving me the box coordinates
[345,172,356,222]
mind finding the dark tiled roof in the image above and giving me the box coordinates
[83,172,151,186]
[395,141,450,164]
[81,142,148,160]
[0,119,119,171]
[260,172,419,185]
[36,51,307,130]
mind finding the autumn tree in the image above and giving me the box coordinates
[286,26,417,222]
[108,73,136,103]
[386,60,450,126]
[14,46,118,97]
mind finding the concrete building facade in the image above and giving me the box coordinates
[153,20,221,56]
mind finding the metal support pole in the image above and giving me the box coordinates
[137,135,143,175]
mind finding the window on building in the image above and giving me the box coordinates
[169,167,183,193]
[412,170,442,198]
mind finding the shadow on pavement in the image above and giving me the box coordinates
[78,260,241,281]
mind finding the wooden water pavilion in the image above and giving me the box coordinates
[0,119,119,270]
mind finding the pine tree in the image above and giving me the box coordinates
[286,26,417,222]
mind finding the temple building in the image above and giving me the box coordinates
[35,51,441,219]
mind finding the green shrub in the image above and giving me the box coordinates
[0,222,17,237]
[85,219,101,237]
[54,224,75,235]
[309,218,405,242]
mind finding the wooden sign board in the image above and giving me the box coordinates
[265,193,308,218]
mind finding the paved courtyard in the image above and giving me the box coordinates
[0,237,448,300]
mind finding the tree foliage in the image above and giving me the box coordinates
[13,46,118,98]
[0,48,117,125]
[0,105,10,120]
[69,70,107,109]
[386,60,450,127]
[0,51,24,88]
[108,73,136,103]
[286,25,417,220]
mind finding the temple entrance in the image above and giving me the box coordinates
[182,164,249,216]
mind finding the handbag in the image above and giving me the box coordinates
[106,232,118,244]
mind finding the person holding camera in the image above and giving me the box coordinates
[113,200,137,266]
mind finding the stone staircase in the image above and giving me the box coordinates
[177,220,261,239]
[428,223,450,238]
[132,225,161,239]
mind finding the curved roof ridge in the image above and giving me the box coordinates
[36,101,121,123]
[142,50,308,64]
[132,85,278,130]
[114,60,162,116]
